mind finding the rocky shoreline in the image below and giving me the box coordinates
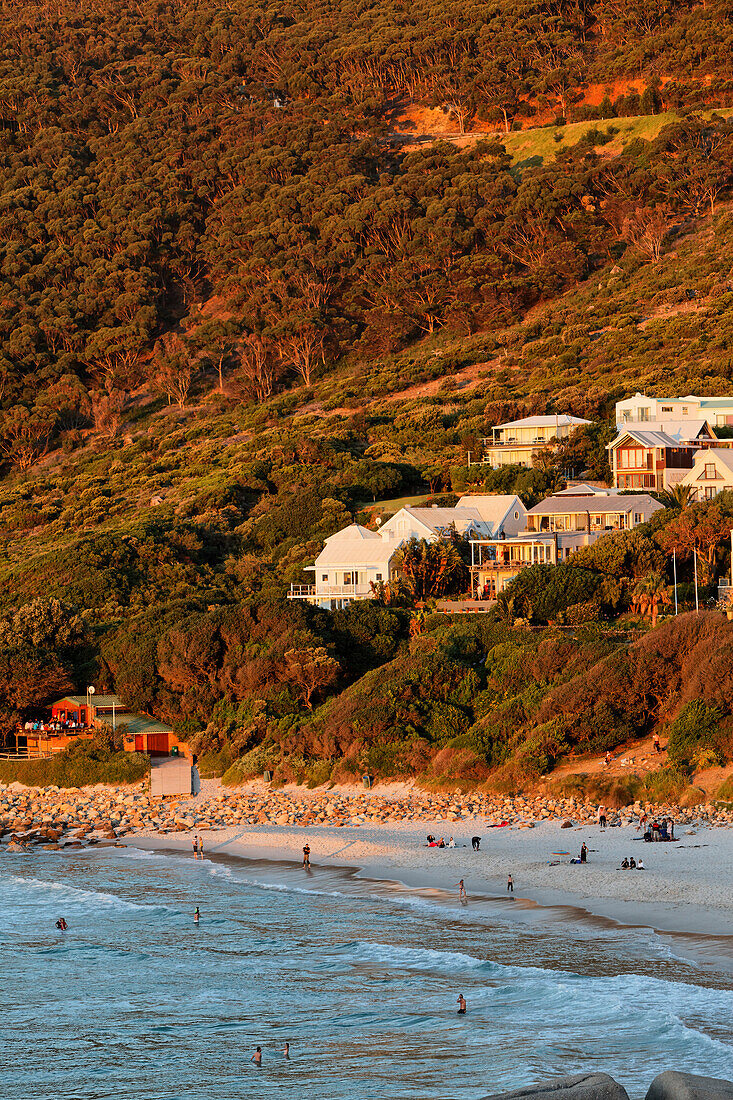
[2,781,732,852]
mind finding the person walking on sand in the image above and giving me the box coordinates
[251,1047,262,1066]
[653,732,661,753]
[458,879,467,903]
[303,844,311,868]
[507,874,514,894]
[457,993,466,1015]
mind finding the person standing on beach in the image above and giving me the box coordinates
[457,994,466,1015]
[507,874,513,894]
[472,836,481,850]
[580,843,587,863]
[197,836,204,858]
[303,844,311,867]
[458,879,467,903]
[192,835,198,859]
[251,1047,262,1066]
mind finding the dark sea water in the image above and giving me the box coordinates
[1,845,733,1100]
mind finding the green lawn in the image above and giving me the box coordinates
[501,109,733,167]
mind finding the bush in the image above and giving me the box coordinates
[0,737,149,788]
[666,700,724,770]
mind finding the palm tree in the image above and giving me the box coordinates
[396,538,468,599]
[631,573,671,626]
[658,484,693,510]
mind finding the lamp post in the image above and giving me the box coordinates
[673,549,678,616]
[694,551,699,614]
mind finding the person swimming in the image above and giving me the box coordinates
[283,1043,290,1059]
[457,993,466,1015]
[55,917,68,931]
[194,907,200,923]
[251,1047,262,1066]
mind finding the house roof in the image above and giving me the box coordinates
[607,424,709,450]
[554,483,612,496]
[315,534,395,568]
[527,493,660,516]
[456,494,524,527]
[323,523,380,544]
[689,448,733,475]
[120,713,174,735]
[493,414,591,431]
[55,695,123,709]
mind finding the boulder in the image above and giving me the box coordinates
[646,1073,733,1100]
[480,1073,629,1100]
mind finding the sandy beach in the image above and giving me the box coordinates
[128,807,733,943]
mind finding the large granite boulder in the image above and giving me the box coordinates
[481,1073,630,1100]
[646,1073,733,1100]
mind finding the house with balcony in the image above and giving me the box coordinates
[481,414,592,469]
[607,421,717,490]
[679,448,733,501]
[616,393,733,430]
[289,495,526,609]
[469,488,662,597]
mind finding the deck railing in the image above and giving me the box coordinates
[288,583,374,600]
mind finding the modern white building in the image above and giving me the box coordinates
[469,486,663,597]
[288,495,526,609]
[481,414,592,469]
[616,393,733,430]
[679,448,733,501]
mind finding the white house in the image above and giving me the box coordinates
[481,414,592,469]
[288,495,526,609]
[469,486,663,597]
[616,393,733,430]
[679,448,733,501]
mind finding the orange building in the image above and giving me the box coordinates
[16,694,190,760]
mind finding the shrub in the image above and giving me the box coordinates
[666,700,724,770]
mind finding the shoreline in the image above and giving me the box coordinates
[123,821,733,960]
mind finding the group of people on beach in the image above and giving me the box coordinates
[427,835,455,848]
[639,815,674,841]
[621,857,645,869]
[192,835,204,858]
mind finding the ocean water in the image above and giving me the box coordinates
[1,846,733,1100]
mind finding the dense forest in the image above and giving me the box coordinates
[3,0,733,793]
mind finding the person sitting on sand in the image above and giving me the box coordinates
[438,838,446,848]
[637,859,645,870]
[621,858,630,869]
[457,994,466,1015]
[427,834,435,845]
[448,836,455,848]
[629,857,636,869]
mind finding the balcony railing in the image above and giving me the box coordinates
[288,583,375,600]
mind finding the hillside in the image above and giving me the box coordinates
[2,0,733,796]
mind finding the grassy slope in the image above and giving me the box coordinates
[3,128,733,598]
[500,109,733,166]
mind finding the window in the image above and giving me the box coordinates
[321,574,328,582]
[634,512,643,525]
[704,463,717,479]
[717,415,727,427]
[375,573,383,581]
[682,406,689,416]
[639,407,650,421]
[343,572,353,585]
[661,406,673,414]
[514,510,520,520]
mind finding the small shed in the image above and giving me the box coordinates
[150,756,192,796]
